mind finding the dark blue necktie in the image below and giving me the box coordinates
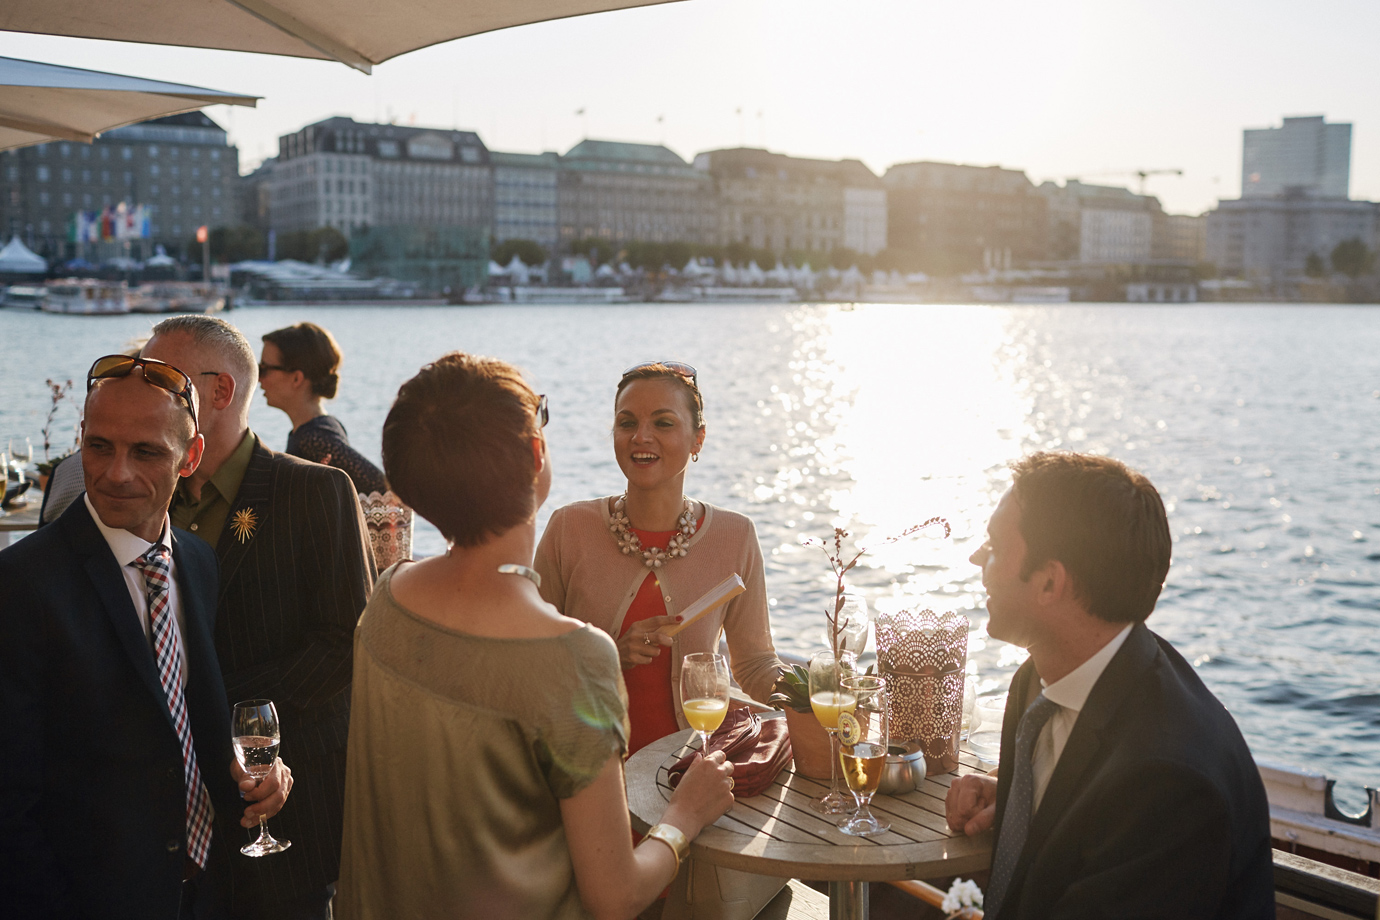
[985,692,1060,918]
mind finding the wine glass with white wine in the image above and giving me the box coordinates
[836,674,890,837]
[231,699,291,856]
[680,652,731,753]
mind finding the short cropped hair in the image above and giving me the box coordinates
[615,363,705,429]
[382,353,543,547]
[1011,451,1171,624]
[262,323,342,399]
[150,314,258,406]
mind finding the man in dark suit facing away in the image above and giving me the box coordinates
[143,316,376,920]
[947,452,1275,920]
[0,358,292,919]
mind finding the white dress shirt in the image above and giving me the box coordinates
[1030,623,1133,812]
[85,494,188,686]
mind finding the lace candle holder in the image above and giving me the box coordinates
[875,608,969,775]
[359,491,414,571]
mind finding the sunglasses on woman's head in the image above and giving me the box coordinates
[620,361,698,388]
[536,394,549,429]
[86,354,199,431]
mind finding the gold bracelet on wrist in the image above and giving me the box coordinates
[644,823,689,874]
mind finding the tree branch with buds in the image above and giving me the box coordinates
[804,517,951,661]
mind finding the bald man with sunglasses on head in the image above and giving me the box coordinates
[0,356,292,920]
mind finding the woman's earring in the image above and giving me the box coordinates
[692,453,699,463]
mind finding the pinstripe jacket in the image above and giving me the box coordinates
[207,437,376,915]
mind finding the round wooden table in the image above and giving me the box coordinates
[0,497,41,548]
[625,728,994,920]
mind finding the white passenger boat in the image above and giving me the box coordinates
[127,281,226,314]
[41,279,129,315]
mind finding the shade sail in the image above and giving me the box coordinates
[0,0,685,74]
[0,56,258,152]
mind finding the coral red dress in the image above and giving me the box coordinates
[619,518,702,755]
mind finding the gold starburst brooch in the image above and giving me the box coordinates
[229,508,258,544]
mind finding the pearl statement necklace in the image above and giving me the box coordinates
[609,493,697,568]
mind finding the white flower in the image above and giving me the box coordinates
[942,878,984,917]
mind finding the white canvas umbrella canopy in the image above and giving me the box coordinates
[0,56,257,151]
[0,0,685,73]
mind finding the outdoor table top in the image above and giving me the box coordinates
[625,726,995,883]
[0,497,41,532]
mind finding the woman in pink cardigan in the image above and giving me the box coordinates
[535,361,786,755]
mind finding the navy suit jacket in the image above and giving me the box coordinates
[990,622,1276,920]
[0,498,241,920]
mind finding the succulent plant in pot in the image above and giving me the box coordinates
[767,665,832,778]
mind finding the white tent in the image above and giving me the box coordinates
[0,236,47,274]
[683,258,714,278]
[4,0,685,73]
[743,261,766,285]
[766,260,792,286]
[720,262,739,285]
[0,56,257,152]
[504,254,530,285]
[145,245,176,268]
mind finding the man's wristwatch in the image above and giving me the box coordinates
[644,822,690,873]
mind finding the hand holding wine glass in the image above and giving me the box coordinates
[680,652,731,754]
[232,699,292,856]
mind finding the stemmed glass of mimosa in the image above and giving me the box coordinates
[808,650,856,815]
[680,652,731,753]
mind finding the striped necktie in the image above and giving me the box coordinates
[133,544,215,869]
[984,692,1060,918]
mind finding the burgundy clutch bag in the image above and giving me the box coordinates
[666,708,793,799]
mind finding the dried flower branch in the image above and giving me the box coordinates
[41,378,74,462]
[804,516,951,661]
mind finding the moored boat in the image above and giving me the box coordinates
[127,281,226,314]
[40,279,129,315]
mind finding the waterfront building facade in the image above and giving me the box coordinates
[238,158,276,232]
[1205,194,1378,281]
[884,161,1045,274]
[1242,115,1351,199]
[269,117,493,236]
[695,148,887,256]
[1154,213,1207,263]
[558,140,716,247]
[1039,180,1158,264]
[0,111,238,259]
[491,151,559,250]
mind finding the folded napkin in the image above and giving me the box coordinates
[667,708,793,798]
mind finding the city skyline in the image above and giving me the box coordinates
[4,0,1379,216]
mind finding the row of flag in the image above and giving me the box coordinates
[68,203,151,243]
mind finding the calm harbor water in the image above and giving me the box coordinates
[2,302,1377,806]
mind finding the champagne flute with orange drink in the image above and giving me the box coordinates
[807,650,856,815]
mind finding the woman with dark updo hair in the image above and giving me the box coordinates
[259,322,386,495]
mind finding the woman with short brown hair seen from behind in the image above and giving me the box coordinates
[336,353,736,920]
[259,322,386,495]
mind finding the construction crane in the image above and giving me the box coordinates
[1070,168,1184,196]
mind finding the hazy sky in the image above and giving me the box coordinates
[6,0,1379,216]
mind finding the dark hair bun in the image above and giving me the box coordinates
[317,372,340,399]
